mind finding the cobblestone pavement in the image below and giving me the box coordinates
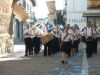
[0,42,100,75]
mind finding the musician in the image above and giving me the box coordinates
[32,27,42,55]
[61,26,73,64]
[52,28,60,54]
[73,24,80,53]
[68,26,78,56]
[42,25,52,56]
[83,22,97,58]
[23,25,33,56]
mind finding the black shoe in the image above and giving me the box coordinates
[48,54,51,56]
[25,54,28,56]
[30,52,33,55]
[94,52,97,54]
[87,55,92,58]
[61,61,65,64]
[44,55,47,57]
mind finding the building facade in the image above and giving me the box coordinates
[0,0,14,54]
[83,0,100,38]
[14,0,36,44]
[0,0,36,54]
[64,0,87,30]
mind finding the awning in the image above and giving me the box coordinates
[83,10,100,17]
[13,3,29,20]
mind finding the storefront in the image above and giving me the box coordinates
[83,10,100,39]
[83,0,100,39]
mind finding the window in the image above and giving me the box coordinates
[81,19,83,22]
[69,19,71,22]
[74,19,76,22]
[23,0,26,9]
[72,19,74,22]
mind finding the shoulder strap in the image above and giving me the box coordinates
[91,28,93,36]
[62,33,68,41]
[86,27,93,36]
[86,27,87,36]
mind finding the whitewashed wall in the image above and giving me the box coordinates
[66,0,87,30]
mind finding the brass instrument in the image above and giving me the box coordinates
[31,23,42,37]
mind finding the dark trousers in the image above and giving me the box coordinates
[48,38,56,55]
[86,41,93,57]
[44,43,51,56]
[93,39,98,54]
[33,37,41,55]
[54,37,60,53]
[76,39,80,53]
[24,37,33,56]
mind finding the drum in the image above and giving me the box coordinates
[41,34,54,44]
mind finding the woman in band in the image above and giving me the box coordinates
[70,26,78,56]
[61,26,73,64]
[73,24,80,53]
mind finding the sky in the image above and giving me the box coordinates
[33,0,65,18]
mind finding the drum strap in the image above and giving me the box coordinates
[62,33,68,42]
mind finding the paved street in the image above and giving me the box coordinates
[0,42,100,75]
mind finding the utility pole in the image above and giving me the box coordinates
[65,0,67,26]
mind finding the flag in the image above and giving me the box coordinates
[46,1,56,14]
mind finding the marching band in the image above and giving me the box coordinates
[23,22,99,64]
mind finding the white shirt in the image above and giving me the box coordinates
[68,29,78,41]
[68,28,73,34]
[61,32,73,42]
[24,28,32,38]
[83,27,96,37]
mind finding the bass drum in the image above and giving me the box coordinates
[41,34,54,44]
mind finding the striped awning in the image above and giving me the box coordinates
[13,2,29,20]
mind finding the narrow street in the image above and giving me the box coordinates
[0,42,100,75]
[0,0,100,75]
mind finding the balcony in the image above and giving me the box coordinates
[30,0,36,6]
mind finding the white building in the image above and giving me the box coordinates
[65,0,87,30]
